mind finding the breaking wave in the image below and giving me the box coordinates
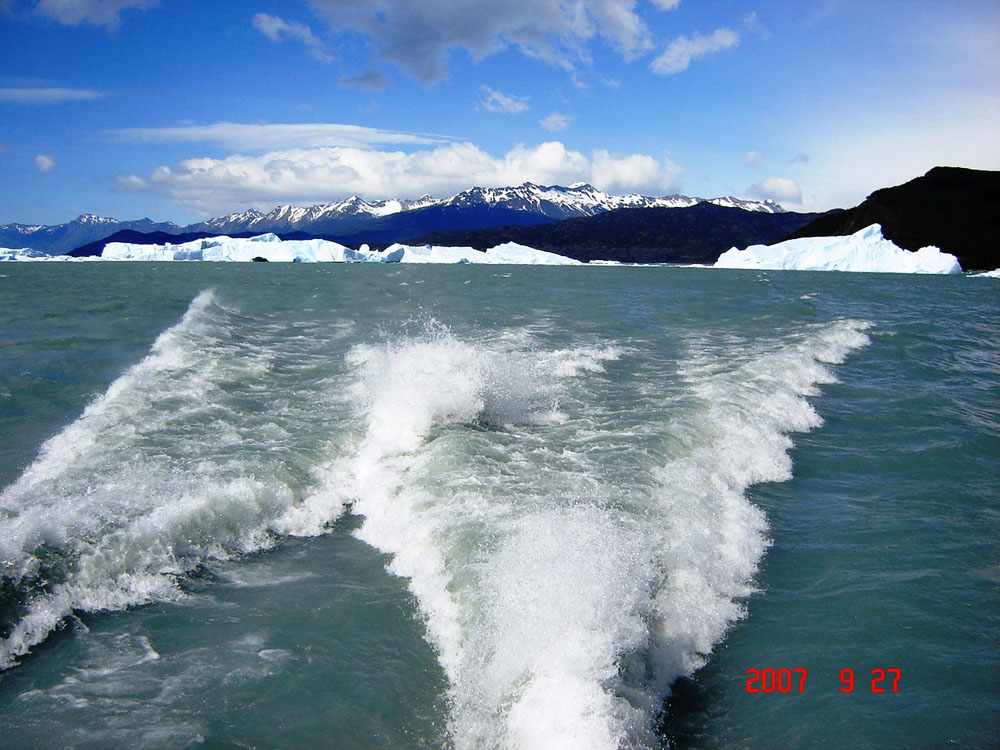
[0,287,871,750]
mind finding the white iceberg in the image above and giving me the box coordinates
[96,234,582,265]
[0,247,81,261]
[484,241,581,265]
[100,233,371,263]
[713,224,962,274]
[378,241,581,265]
[971,268,1000,278]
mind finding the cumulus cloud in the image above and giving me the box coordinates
[747,176,802,205]
[0,87,108,103]
[109,122,451,151]
[34,0,157,27]
[650,28,739,75]
[480,86,529,113]
[116,140,683,216]
[540,112,572,132]
[305,0,663,83]
[252,12,331,62]
[34,153,55,172]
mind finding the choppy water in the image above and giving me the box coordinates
[0,263,996,749]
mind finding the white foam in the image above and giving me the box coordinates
[0,289,313,669]
[0,296,873,748]
[298,319,870,749]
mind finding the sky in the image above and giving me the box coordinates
[1,0,998,225]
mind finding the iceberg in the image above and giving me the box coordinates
[93,234,582,265]
[484,241,581,265]
[100,233,371,263]
[379,241,581,265]
[0,247,79,261]
[713,224,963,274]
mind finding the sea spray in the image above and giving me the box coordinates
[0,288,872,749]
[303,319,871,749]
[0,289,334,669]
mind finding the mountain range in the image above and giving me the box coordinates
[1,183,783,256]
[412,203,829,264]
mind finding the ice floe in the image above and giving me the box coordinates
[2,234,582,265]
[713,224,963,274]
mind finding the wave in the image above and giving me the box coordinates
[0,292,871,750]
[0,290,304,669]
[285,319,871,749]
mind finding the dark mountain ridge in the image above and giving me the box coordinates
[412,203,831,264]
[785,166,999,271]
[66,204,826,263]
[3,182,781,256]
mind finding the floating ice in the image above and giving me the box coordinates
[713,224,962,274]
[380,241,581,265]
[0,247,79,261]
[93,234,582,265]
[101,233,369,262]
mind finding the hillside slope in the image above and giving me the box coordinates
[785,167,999,271]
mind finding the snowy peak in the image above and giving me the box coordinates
[76,214,121,225]
[707,196,784,214]
[440,182,761,218]
[2,183,787,255]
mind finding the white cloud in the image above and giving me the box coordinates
[651,0,681,9]
[116,140,683,216]
[650,28,739,75]
[480,86,529,113]
[747,176,802,205]
[34,154,56,172]
[0,87,108,103]
[744,150,766,169]
[540,112,572,132]
[252,12,332,62]
[109,122,452,151]
[34,0,158,27]
[305,0,659,83]
[798,96,1000,211]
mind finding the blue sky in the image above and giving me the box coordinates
[1,0,998,225]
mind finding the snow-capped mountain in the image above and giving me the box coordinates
[0,215,182,255]
[440,182,782,216]
[190,195,440,234]
[2,183,785,254]
[189,183,782,235]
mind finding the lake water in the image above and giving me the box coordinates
[0,263,996,749]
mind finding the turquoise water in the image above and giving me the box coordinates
[0,264,996,749]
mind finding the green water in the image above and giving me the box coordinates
[0,263,997,749]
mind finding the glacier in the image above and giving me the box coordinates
[2,234,582,265]
[380,241,580,265]
[0,247,80,262]
[713,224,963,274]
